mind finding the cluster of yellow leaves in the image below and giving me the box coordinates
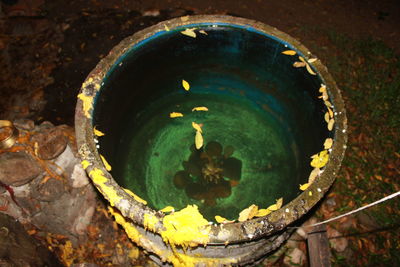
[311,150,329,168]
[319,85,335,131]
[215,215,235,224]
[181,28,197,38]
[282,50,317,75]
[237,198,283,222]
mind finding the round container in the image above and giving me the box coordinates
[75,15,347,266]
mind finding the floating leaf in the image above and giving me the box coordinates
[308,58,317,63]
[305,63,317,75]
[308,168,320,184]
[182,79,190,91]
[192,121,202,133]
[199,30,208,35]
[180,15,189,22]
[319,90,329,101]
[300,183,310,191]
[100,154,112,171]
[160,206,175,213]
[93,126,105,137]
[238,204,258,222]
[195,130,203,149]
[293,61,306,68]
[324,138,333,149]
[328,107,334,118]
[170,112,184,118]
[324,100,333,108]
[164,24,170,31]
[319,85,326,93]
[282,50,296,55]
[299,56,306,62]
[310,150,329,168]
[328,118,335,131]
[180,28,196,38]
[324,112,330,123]
[192,106,209,112]
[215,215,234,224]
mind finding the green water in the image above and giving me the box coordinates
[115,91,300,221]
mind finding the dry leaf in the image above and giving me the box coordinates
[215,215,234,224]
[299,183,310,191]
[180,15,189,22]
[255,208,272,217]
[293,61,306,68]
[180,28,196,38]
[160,206,175,213]
[308,168,320,184]
[328,107,334,118]
[199,30,208,35]
[238,204,258,222]
[192,106,209,112]
[182,79,190,91]
[93,126,105,137]
[192,121,202,133]
[324,112,330,123]
[323,138,333,149]
[299,56,306,63]
[319,85,326,93]
[164,24,170,31]
[170,112,184,118]
[195,130,203,149]
[308,58,317,63]
[268,197,283,211]
[282,50,296,56]
[328,118,335,131]
[324,100,333,108]
[100,154,112,171]
[306,63,317,75]
[310,150,329,168]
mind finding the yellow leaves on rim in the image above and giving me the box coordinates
[299,183,310,191]
[100,154,112,171]
[180,15,189,22]
[93,126,105,137]
[328,107,334,118]
[310,150,329,168]
[160,206,175,213]
[267,197,283,211]
[305,63,317,75]
[282,50,296,55]
[293,61,306,68]
[192,106,209,112]
[192,121,202,133]
[164,24,170,31]
[180,28,197,38]
[255,208,272,217]
[324,112,330,123]
[328,118,335,131]
[238,204,258,222]
[182,79,190,91]
[215,215,234,224]
[324,138,333,149]
[123,188,147,205]
[170,112,184,118]
[319,85,326,93]
[308,167,320,184]
[195,130,203,149]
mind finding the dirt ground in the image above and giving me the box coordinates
[0,0,399,266]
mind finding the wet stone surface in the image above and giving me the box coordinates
[0,151,42,186]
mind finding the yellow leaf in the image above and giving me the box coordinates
[324,112,330,123]
[199,30,208,35]
[328,107,333,118]
[309,191,313,196]
[324,100,333,108]
[305,63,317,75]
[182,79,190,91]
[180,28,196,38]
[310,150,329,168]
[299,56,306,62]
[192,121,202,133]
[195,130,203,149]
[170,112,184,118]
[124,188,147,205]
[160,206,175,213]
[308,58,317,63]
[328,118,335,131]
[300,183,310,191]
[180,15,189,22]
[282,50,296,56]
[215,215,234,224]
[93,126,105,136]
[238,204,258,222]
[323,138,333,149]
[319,85,327,93]
[255,208,272,217]
[100,154,112,171]
[308,168,320,184]
[192,106,209,112]
[164,24,170,31]
[266,197,283,211]
[293,61,306,68]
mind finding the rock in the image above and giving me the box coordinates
[70,163,90,188]
[32,176,66,202]
[327,226,348,252]
[31,126,68,160]
[283,247,306,266]
[13,119,35,130]
[0,151,42,186]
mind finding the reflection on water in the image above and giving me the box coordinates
[173,141,242,206]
